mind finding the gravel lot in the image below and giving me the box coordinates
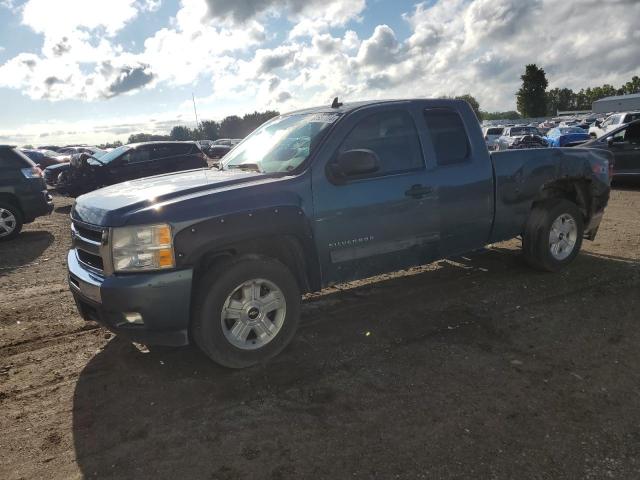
[1,184,639,479]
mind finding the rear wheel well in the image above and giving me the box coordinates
[0,193,23,215]
[533,179,591,223]
[192,235,312,295]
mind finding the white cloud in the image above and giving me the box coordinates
[1,0,640,145]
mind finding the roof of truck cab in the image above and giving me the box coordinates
[126,141,199,148]
[0,145,17,149]
[284,99,429,116]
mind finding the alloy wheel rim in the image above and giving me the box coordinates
[220,278,286,350]
[0,208,17,238]
[549,213,577,261]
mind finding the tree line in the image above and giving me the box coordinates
[455,69,639,121]
[127,110,279,144]
[517,65,640,118]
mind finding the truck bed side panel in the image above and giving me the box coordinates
[489,148,611,243]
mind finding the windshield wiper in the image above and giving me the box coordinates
[226,163,263,173]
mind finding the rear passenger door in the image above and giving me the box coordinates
[419,105,494,257]
[311,104,440,285]
[158,143,203,173]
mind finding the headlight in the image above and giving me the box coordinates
[111,224,175,272]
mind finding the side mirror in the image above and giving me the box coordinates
[595,120,602,127]
[332,149,380,178]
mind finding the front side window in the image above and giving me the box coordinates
[338,110,424,175]
[423,108,470,166]
[123,147,151,164]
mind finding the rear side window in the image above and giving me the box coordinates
[0,148,32,168]
[338,110,424,175]
[151,143,194,159]
[487,128,503,135]
[423,109,470,166]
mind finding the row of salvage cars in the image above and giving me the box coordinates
[483,115,640,179]
[39,139,240,197]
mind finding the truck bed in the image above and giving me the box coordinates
[489,147,612,243]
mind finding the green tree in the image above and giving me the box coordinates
[199,120,220,140]
[169,125,193,141]
[218,115,244,139]
[546,87,576,115]
[127,133,171,144]
[516,64,548,117]
[480,111,521,121]
[622,76,640,94]
[455,94,481,120]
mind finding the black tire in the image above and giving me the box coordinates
[192,255,301,368]
[0,201,23,241]
[523,199,584,272]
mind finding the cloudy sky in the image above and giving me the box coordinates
[0,0,638,146]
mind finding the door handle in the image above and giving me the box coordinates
[405,184,433,198]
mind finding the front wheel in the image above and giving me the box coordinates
[192,256,301,368]
[523,199,584,272]
[0,202,23,241]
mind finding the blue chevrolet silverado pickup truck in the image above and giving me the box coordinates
[68,99,612,368]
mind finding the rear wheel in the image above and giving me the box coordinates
[523,199,584,272]
[0,202,23,241]
[192,256,301,368]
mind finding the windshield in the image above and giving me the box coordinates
[90,145,130,164]
[222,113,340,173]
[510,127,538,136]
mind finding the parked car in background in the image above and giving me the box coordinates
[577,119,640,178]
[204,138,242,159]
[66,98,611,368]
[544,127,591,147]
[44,148,108,187]
[589,112,640,138]
[0,145,53,240]
[21,149,67,169]
[482,126,504,150]
[52,141,208,196]
[495,126,544,150]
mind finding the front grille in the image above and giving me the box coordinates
[72,220,107,274]
[75,224,103,242]
[77,249,104,270]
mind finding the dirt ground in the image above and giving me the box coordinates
[1,184,640,480]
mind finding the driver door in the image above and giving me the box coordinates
[311,106,439,285]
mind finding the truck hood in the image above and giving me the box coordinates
[72,168,267,226]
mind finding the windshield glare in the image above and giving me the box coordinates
[222,113,340,173]
[90,145,130,165]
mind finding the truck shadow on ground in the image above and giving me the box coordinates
[72,247,640,479]
[0,231,53,275]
